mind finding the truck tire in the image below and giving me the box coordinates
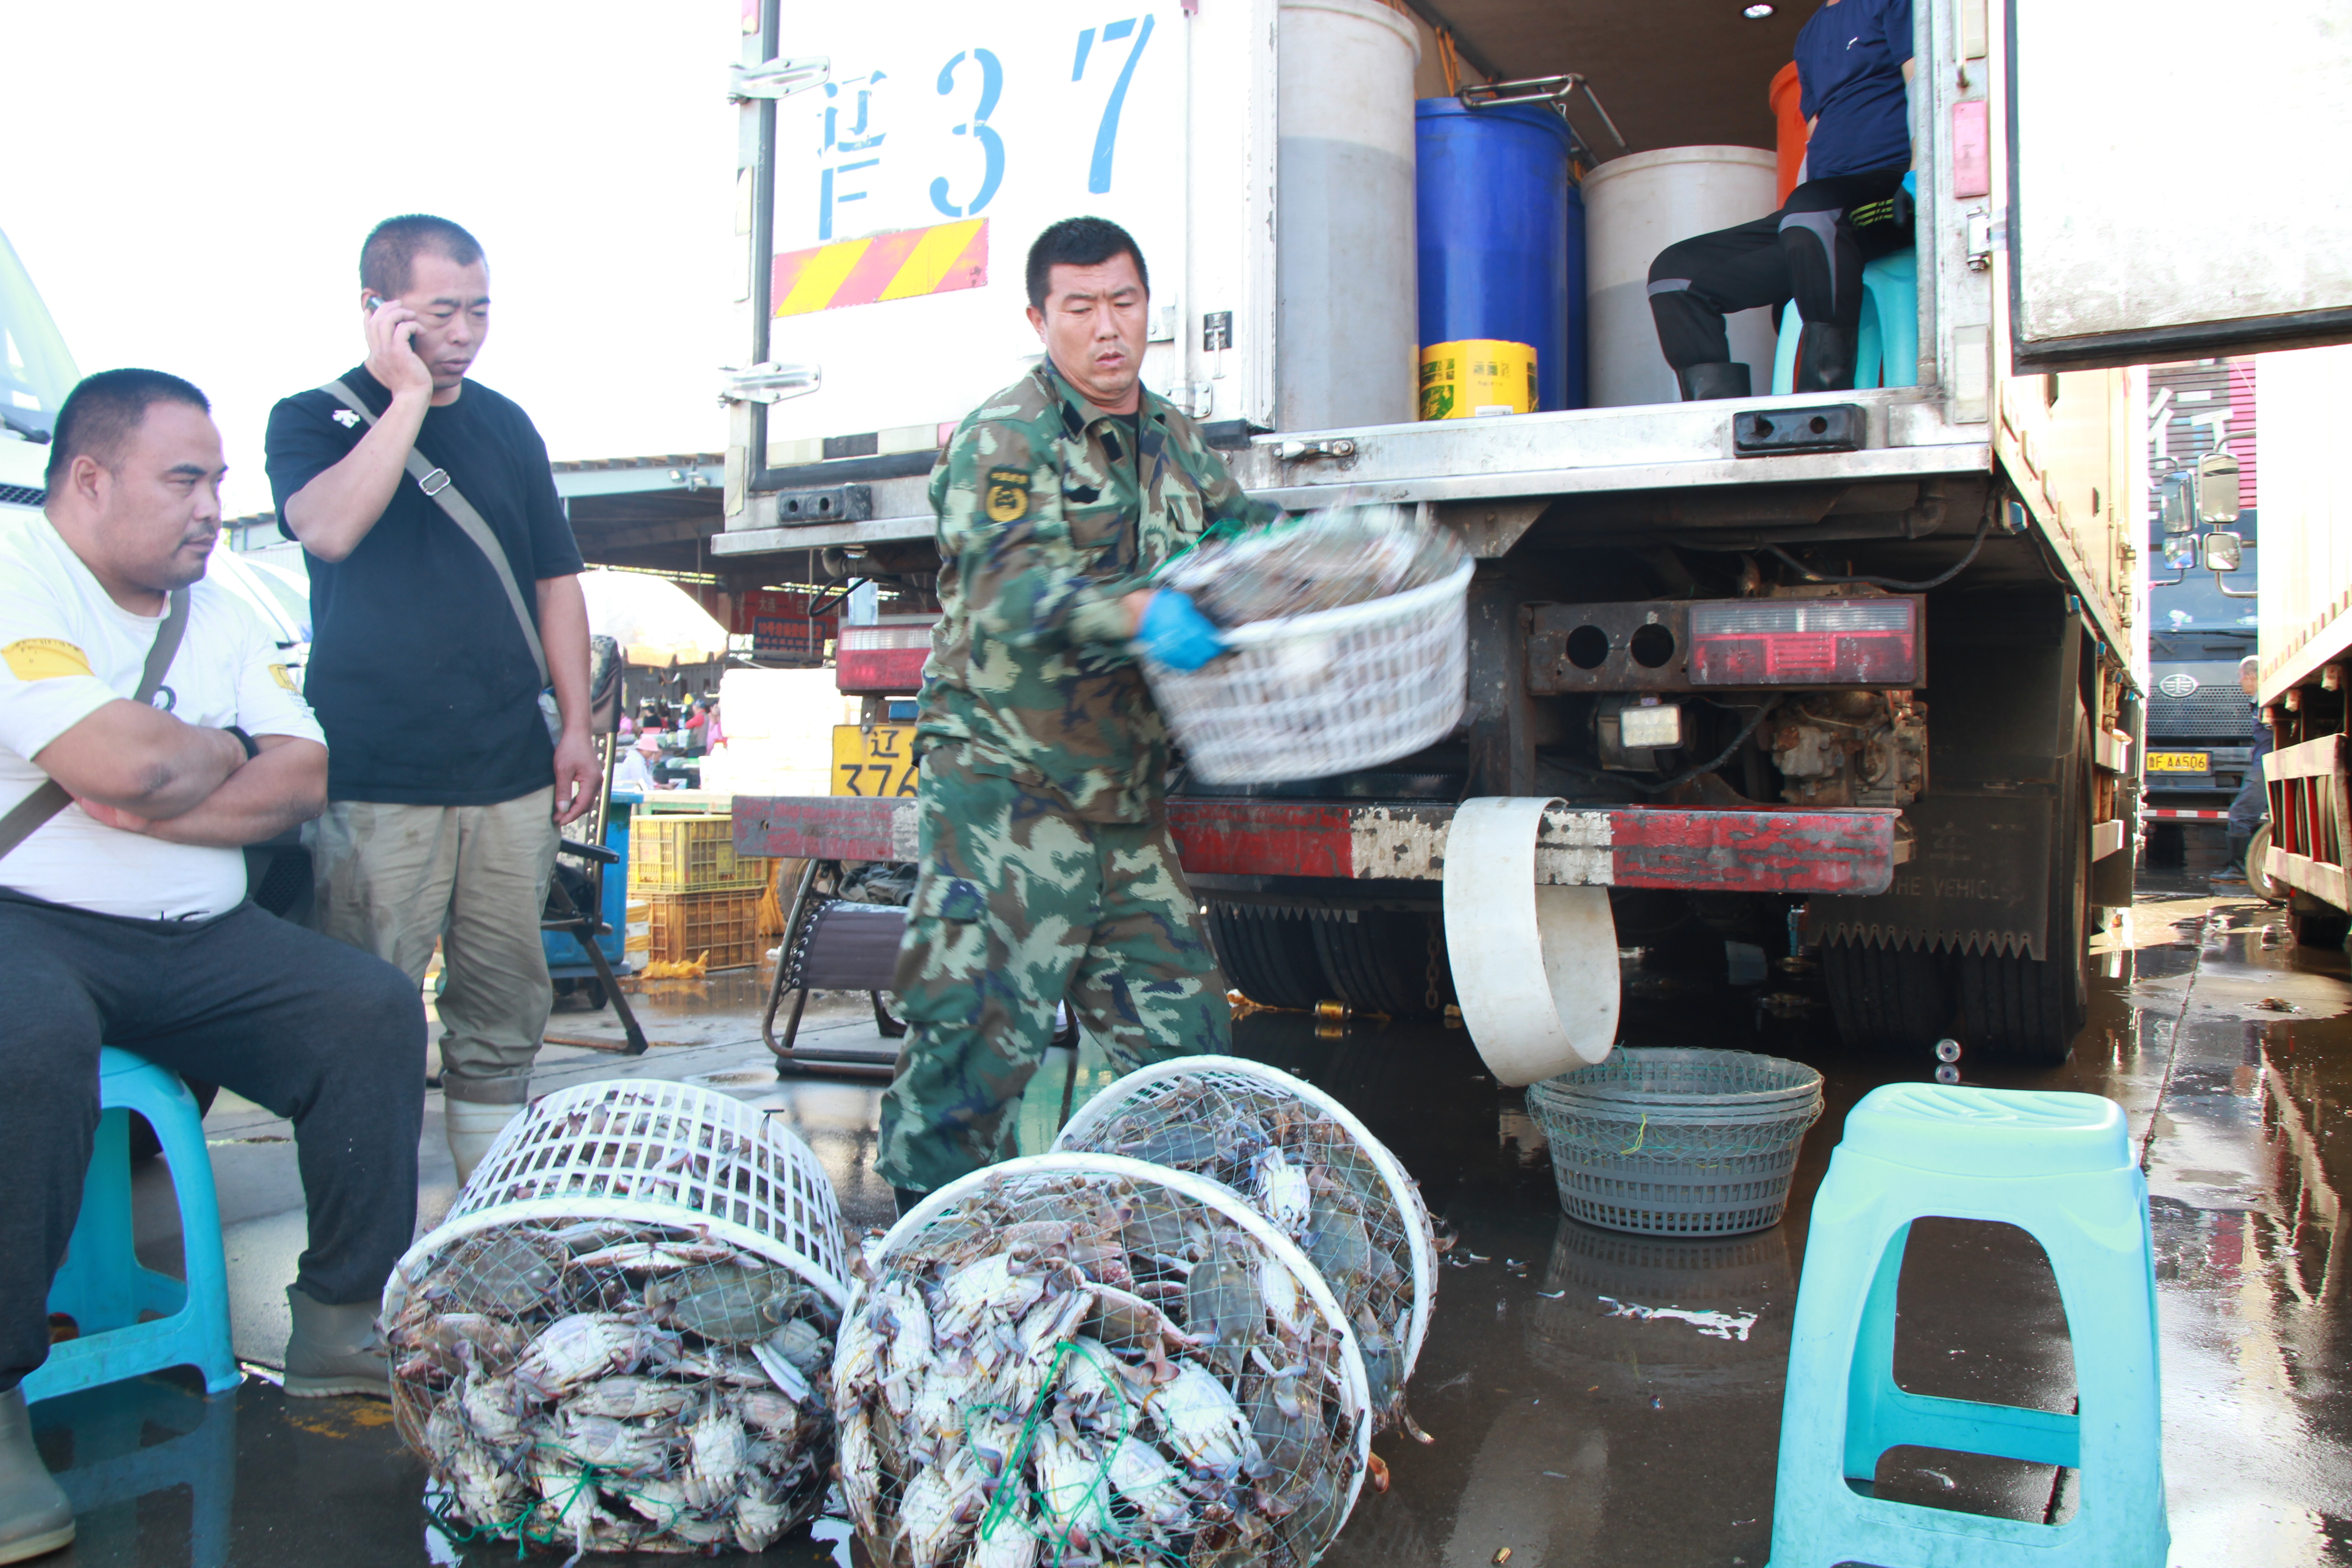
[1311,911,1449,1017]
[1205,903,1328,1010]
[1955,709,2091,1065]
[2246,821,2289,904]
[1822,938,1953,1055]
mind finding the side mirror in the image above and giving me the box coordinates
[2162,533,2198,569]
[2203,530,2244,572]
[2195,451,2243,524]
[2161,480,2194,536]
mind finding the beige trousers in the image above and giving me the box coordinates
[308,789,559,1106]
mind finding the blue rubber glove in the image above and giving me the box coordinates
[1136,590,1227,671]
[1901,169,1917,199]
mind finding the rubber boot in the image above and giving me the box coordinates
[0,1387,72,1564]
[2221,830,2253,881]
[283,1286,390,1400]
[446,1099,521,1187]
[1676,362,1751,402]
[1793,323,1857,392]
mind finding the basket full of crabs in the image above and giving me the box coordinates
[1053,1056,1439,1438]
[381,1078,849,1557]
[1140,504,1473,785]
[833,1153,1372,1568]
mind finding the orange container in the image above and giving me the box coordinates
[1770,61,1806,204]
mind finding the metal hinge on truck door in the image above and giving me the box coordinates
[729,57,829,101]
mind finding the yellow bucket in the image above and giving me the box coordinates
[1419,339,1538,420]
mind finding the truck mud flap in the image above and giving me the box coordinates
[1809,793,2055,958]
[1811,587,2081,959]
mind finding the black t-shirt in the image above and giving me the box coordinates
[265,368,584,805]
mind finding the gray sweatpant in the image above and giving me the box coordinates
[309,788,559,1106]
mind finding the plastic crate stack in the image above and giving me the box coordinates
[625,815,769,971]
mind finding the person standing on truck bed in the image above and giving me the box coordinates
[265,214,597,1184]
[1647,0,1918,399]
[875,216,1280,1209]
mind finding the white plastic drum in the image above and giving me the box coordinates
[1277,0,1421,431]
[1583,145,1781,408]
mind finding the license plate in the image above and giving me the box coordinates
[831,724,920,797]
[2145,751,2210,773]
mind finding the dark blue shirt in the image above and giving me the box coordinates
[1795,0,1915,180]
[265,368,584,806]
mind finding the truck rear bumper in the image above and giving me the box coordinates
[732,797,1904,897]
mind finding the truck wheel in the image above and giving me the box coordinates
[1822,938,1953,1054]
[1311,911,1449,1016]
[2246,821,2289,904]
[2288,896,2350,949]
[1205,903,1328,1010]
[1955,710,2091,1066]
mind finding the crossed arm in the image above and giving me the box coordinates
[35,700,326,847]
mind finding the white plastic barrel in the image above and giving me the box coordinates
[1583,146,1780,408]
[1277,0,1420,431]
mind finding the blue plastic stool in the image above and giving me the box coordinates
[22,1049,241,1403]
[1770,250,1921,394]
[1767,1083,2166,1568]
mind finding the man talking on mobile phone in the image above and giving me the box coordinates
[264,214,593,1182]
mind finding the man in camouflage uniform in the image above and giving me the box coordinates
[876,216,1279,1202]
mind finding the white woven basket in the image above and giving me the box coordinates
[1054,1055,1437,1383]
[867,1152,1373,1565]
[1144,559,1474,784]
[386,1078,849,1323]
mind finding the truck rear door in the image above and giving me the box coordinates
[2003,0,2352,369]
[747,0,1274,468]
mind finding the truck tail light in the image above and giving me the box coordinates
[1687,597,1920,686]
[835,618,938,695]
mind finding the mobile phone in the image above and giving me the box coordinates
[365,294,387,313]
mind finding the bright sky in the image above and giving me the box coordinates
[8,0,744,519]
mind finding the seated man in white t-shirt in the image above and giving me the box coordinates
[0,371,427,1562]
[610,730,661,796]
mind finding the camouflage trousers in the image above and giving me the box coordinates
[874,744,1230,1192]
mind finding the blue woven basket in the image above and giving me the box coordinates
[1528,1048,1825,1236]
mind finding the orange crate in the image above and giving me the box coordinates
[642,888,763,971]
[630,815,764,892]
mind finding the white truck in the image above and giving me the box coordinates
[715,0,2352,1069]
[2249,342,2352,942]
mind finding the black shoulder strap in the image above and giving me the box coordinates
[0,587,192,860]
[317,379,550,685]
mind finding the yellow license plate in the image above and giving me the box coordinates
[2145,751,2210,773]
[831,724,920,797]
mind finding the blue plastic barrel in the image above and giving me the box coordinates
[1415,98,1586,412]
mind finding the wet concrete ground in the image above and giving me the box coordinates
[28,876,2352,1567]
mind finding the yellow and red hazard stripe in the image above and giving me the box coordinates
[770,218,989,317]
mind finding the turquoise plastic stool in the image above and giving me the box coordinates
[22,1049,241,1403]
[1770,250,1921,394]
[1767,1083,2166,1568]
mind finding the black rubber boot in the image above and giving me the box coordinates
[0,1386,73,1564]
[1676,362,1752,401]
[1794,324,1857,392]
[2221,831,2253,880]
[893,1187,927,1219]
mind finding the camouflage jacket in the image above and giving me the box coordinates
[916,360,1279,823]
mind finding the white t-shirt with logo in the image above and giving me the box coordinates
[0,515,325,920]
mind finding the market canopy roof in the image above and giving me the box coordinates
[578,568,729,666]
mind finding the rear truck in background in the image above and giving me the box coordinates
[2140,362,2260,856]
[2249,343,2352,946]
[716,0,2352,1069]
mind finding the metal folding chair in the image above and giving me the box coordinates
[543,642,649,1054]
[761,860,906,1080]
